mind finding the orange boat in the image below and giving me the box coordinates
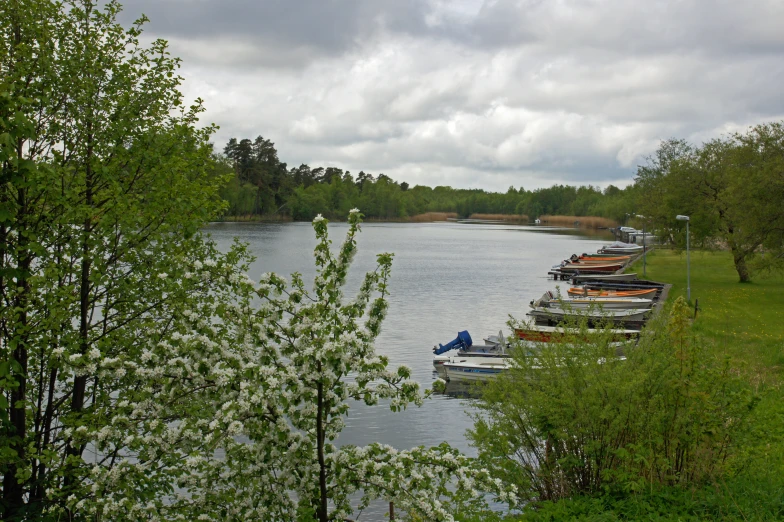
[577,256,631,263]
[567,287,657,298]
[559,263,623,273]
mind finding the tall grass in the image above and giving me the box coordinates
[407,212,458,222]
[538,215,617,228]
[468,213,529,223]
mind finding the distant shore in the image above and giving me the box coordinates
[215,212,617,229]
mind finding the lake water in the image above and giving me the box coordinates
[205,220,611,515]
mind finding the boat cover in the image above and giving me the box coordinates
[434,330,473,355]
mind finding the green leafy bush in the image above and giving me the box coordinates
[470,297,757,505]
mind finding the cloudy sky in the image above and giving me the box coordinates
[120,0,784,191]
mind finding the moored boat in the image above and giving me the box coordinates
[567,287,657,298]
[531,292,653,310]
[432,330,509,369]
[514,323,640,342]
[527,307,651,324]
[571,257,631,265]
[443,358,509,382]
[571,254,631,264]
[571,273,639,283]
[598,242,643,254]
[559,263,623,273]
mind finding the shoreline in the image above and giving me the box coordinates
[214,212,615,229]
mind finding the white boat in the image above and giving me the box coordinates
[441,347,629,382]
[442,358,510,382]
[527,307,651,323]
[432,331,508,369]
[571,273,639,283]
[435,353,511,378]
[531,291,653,310]
[599,241,643,254]
[514,323,640,342]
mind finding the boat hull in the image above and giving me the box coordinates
[540,299,653,310]
[571,273,639,283]
[514,324,640,342]
[559,263,623,273]
[528,307,651,323]
[443,361,506,382]
[574,256,631,264]
[599,247,643,254]
[567,287,657,298]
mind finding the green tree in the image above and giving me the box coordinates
[638,126,784,282]
[0,0,234,516]
[1,3,516,521]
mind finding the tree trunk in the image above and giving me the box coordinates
[4,145,30,521]
[65,123,93,491]
[316,375,328,522]
[730,245,751,283]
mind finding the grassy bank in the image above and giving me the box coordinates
[628,249,784,520]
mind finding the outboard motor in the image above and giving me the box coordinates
[433,330,473,355]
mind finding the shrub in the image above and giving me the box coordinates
[469,298,757,504]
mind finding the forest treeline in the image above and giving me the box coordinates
[217,136,637,223]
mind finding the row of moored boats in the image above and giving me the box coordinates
[433,242,663,383]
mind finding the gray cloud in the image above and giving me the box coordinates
[120,0,784,191]
[121,0,432,68]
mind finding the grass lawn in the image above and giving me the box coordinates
[634,248,784,382]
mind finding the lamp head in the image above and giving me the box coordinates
[676,215,690,221]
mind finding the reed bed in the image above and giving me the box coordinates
[468,213,529,223]
[538,215,617,229]
[407,212,459,222]
[216,214,293,222]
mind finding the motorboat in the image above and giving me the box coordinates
[567,287,657,298]
[442,358,509,382]
[527,307,651,324]
[570,254,631,264]
[598,242,643,254]
[435,352,510,378]
[432,331,508,368]
[531,291,653,310]
[514,323,640,342]
[558,262,623,273]
[571,273,639,283]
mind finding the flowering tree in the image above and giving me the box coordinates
[76,210,513,521]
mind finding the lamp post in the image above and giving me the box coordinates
[676,215,690,301]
